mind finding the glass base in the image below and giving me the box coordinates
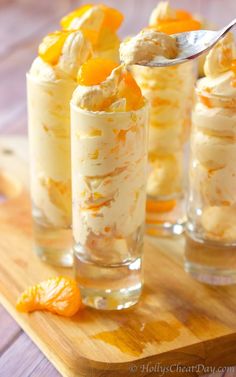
[33,221,73,267]
[184,262,236,286]
[185,232,236,286]
[74,248,143,310]
[146,196,186,237]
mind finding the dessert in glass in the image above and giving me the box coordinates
[71,58,148,310]
[27,4,123,266]
[132,1,200,236]
[185,34,236,285]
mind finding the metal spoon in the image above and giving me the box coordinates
[134,18,236,67]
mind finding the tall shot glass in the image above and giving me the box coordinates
[71,102,148,310]
[185,89,236,285]
[27,74,76,266]
[133,61,196,236]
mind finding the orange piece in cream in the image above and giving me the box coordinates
[38,30,70,65]
[118,72,144,111]
[77,58,118,86]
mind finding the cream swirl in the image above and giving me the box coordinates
[64,6,104,36]
[120,29,178,65]
[30,31,92,81]
[197,33,236,97]
[57,31,92,78]
[204,33,236,78]
[72,65,124,111]
[149,1,176,25]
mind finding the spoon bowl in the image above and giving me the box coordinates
[134,18,236,68]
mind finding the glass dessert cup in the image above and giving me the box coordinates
[71,103,148,310]
[133,61,195,237]
[185,91,236,285]
[27,73,76,267]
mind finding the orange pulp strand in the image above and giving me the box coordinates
[231,59,236,87]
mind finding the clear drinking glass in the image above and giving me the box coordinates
[27,74,77,266]
[185,89,236,285]
[71,103,148,310]
[133,61,196,236]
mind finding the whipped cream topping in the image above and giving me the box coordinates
[72,65,123,111]
[30,30,92,82]
[190,34,236,240]
[149,1,176,25]
[57,31,92,78]
[120,29,178,65]
[204,33,236,78]
[65,6,104,35]
[198,33,236,98]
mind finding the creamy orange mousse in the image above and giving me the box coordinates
[132,1,200,200]
[71,58,147,248]
[27,5,124,228]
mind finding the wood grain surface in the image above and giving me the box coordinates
[1,137,236,377]
[1,1,236,376]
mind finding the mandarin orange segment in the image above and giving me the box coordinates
[38,31,70,65]
[100,5,124,32]
[146,199,176,213]
[77,58,118,86]
[156,19,201,35]
[119,72,144,111]
[175,9,192,20]
[60,4,93,29]
[16,276,81,317]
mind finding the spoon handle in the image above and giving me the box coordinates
[220,18,236,38]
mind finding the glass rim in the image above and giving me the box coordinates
[70,99,148,117]
[26,71,76,87]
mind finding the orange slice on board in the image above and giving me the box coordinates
[16,276,81,317]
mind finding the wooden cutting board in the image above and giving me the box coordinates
[0,136,236,377]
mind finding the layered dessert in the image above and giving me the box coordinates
[70,58,148,308]
[27,4,123,265]
[131,1,200,234]
[185,34,236,284]
[61,4,123,62]
[189,33,236,241]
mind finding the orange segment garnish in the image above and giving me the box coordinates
[155,19,201,35]
[77,58,118,86]
[60,4,93,29]
[100,5,124,32]
[149,6,201,35]
[119,72,144,111]
[38,31,70,65]
[16,276,81,317]
[146,199,176,213]
[175,9,192,20]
